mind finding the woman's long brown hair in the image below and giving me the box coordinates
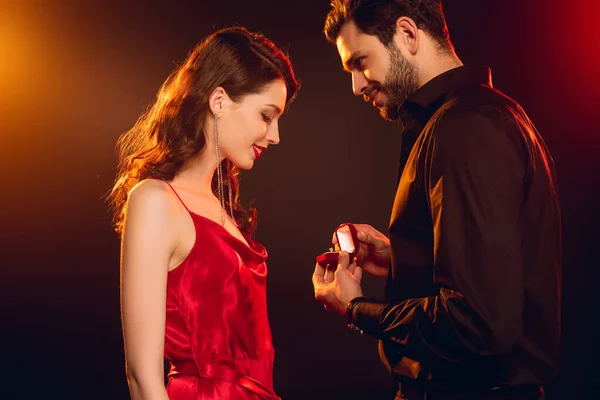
[108,26,299,237]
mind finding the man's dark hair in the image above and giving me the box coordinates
[324,0,451,50]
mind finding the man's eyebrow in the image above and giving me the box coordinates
[343,51,360,72]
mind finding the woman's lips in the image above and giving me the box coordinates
[253,144,266,159]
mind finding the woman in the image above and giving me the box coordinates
[108,26,299,400]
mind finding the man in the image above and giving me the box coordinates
[311,1,561,399]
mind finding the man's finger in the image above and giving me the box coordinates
[324,267,334,284]
[336,251,350,271]
[358,230,374,244]
[358,229,388,251]
[313,262,326,284]
[352,264,363,282]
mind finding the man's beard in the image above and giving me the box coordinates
[379,45,420,121]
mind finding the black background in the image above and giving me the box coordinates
[1,1,598,399]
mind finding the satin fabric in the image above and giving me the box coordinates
[163,183,279,400]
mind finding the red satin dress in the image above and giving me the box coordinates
[163,182,280,400]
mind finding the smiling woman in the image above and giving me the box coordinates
[212,80,287,171]
[108,26,299,400]
[109,27,299,237]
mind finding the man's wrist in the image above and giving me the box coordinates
[345,296,370,334]
[344,296,388,337]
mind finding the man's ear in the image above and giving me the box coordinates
[393,16,420,56]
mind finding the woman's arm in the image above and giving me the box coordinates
[120,180,179,400]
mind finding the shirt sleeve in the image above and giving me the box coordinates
[350,106,527,367]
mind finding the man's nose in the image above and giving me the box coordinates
[352,72,368,97]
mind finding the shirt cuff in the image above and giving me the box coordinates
[349,298,387,337]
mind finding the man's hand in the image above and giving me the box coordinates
[312,252,364,316]
[333,224,391,278]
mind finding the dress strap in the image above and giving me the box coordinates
[153,179,192,214]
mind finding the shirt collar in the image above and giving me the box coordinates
[399,65,493,123]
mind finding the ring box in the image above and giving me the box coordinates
[316,223,359,266]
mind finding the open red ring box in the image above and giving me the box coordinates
[316,223,359,266]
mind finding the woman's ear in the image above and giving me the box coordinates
[208,86,233,116]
